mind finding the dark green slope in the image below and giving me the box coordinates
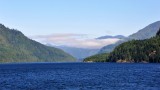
[108,29,160,63]
[0,24,76,63]
[83,53,109,62]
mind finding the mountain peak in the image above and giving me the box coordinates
[128,21,160,40]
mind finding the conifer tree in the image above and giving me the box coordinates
[156,28,160,36]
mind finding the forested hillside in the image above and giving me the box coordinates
[108,28,160,63]
[0,24,76,63]
[83,53,109,62]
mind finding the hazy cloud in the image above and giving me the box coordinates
[31,33,120,49]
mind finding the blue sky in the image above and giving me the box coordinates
[0,0,160,37]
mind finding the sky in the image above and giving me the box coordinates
[0,0,160,48]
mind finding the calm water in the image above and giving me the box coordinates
[0,63,160,90]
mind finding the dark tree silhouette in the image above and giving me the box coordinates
[156,28,160,36]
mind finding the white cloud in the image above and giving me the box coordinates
[31,33,120,49]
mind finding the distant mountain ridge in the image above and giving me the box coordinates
[0,24,76,63]
[129,21,160,40]
[99,21,160,53]
[53,46,99,61]
[51,35,124,60]
[96,35,126,39]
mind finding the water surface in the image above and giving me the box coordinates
[0,63,160,90]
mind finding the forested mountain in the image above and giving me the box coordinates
[108,28,160,63]
[99,21,160,53]
[0,24,76,63]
